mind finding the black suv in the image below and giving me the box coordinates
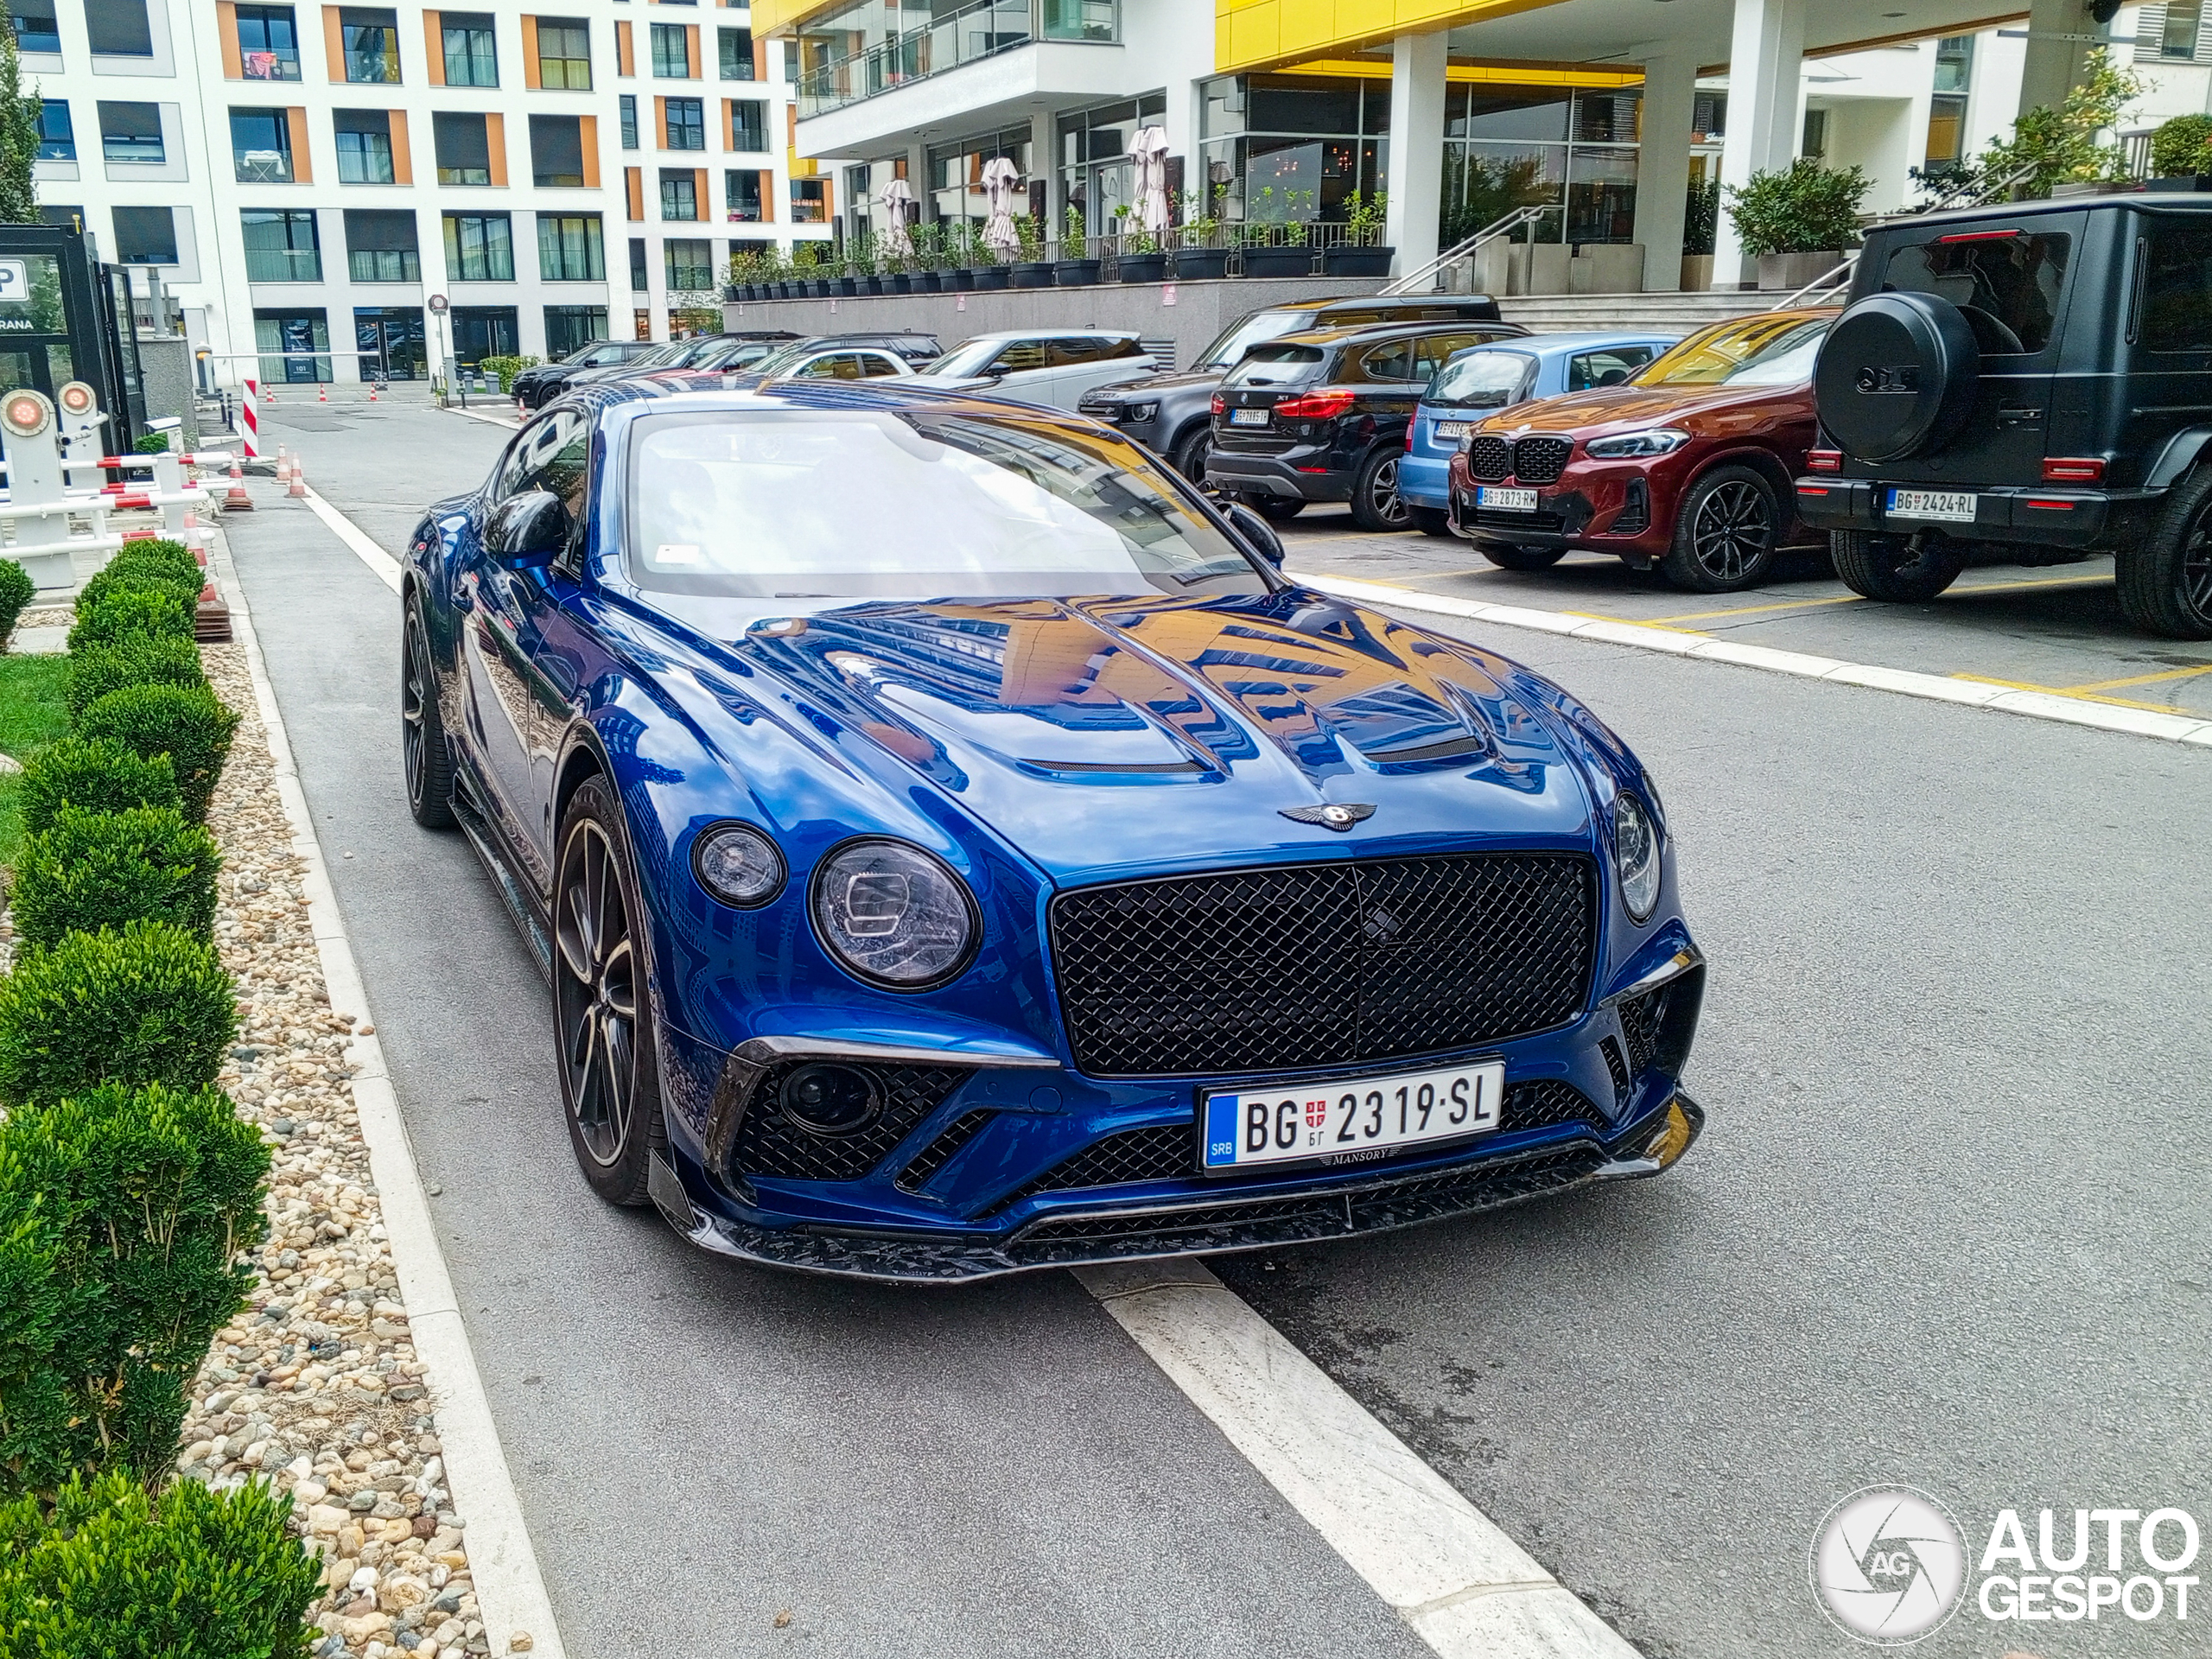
[1079,294,1516,480]
[1206,321,1525,530]
[512,340,658,410]
[1798,194,2212,637]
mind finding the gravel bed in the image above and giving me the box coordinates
[176,643,495,1659]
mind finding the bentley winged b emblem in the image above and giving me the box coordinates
[1280,803,1376,832]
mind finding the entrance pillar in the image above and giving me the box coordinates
[1710,0,1804,289]
[1632,46,1699,294]
[1382,28,1448,278]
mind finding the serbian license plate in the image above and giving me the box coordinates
[1478,486,1539,512]
[1202,1061,1505,1173]
[1230,407,1270,427]
[1434,420,1470,442]
[1887,487,1978,523]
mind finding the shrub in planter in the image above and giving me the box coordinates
[1724,157,1871,257]
[5,804,222,951]
[17,736,181,836]
[96,538,202,593]
[0,1082,269,1497]
[0,1472,321,1657]
[65,632,207,718]
[75,682,239,823]
[66,588,195,654]
[75,563,203,620]
[0,920,236,1106]
[2151,112,2212,180]
[0,556,32,646]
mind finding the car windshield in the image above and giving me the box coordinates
[1637,315,1829,387]
[693,340,775,371]
[748,339,835,376]
[1425,350,1534,409]
[926,337,1018,378]
[1223,345,1327,388]
[1195,309,1318,371]
[623,341,690,370]
[626,410,1268,601]
[568,343,623,366]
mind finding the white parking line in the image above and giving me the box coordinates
[292,478,405,593]
[1077,1262,1640,1659]
[1300,571,2212,748]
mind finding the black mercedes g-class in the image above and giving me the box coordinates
[1796,194,2212,637]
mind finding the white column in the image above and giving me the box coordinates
[1382,29,1448,277]
[1029,109,1057,225]
[1632,47,1699,294]
[1710,0,1805,289]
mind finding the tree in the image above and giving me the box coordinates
[0,22,38,223]
[1938,48,2141,204]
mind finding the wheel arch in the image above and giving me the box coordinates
[2145,424,2212,491]
[554,725,613,839]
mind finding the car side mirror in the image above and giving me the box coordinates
[1224,501,1286,569]
[484,489,570,563]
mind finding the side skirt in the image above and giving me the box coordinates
[451,763,554,985]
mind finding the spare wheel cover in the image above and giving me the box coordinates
[1814,292,1980,464]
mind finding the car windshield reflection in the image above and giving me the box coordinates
[1637,315,1830,388]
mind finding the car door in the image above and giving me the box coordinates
[983,337,1052,401]
[1053,337,1154,409]
[1355,335,1427,451]
[854,349,909,378]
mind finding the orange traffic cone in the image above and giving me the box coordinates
[287,462,308,499]
[318,383,327,403]
[225,460,253,512]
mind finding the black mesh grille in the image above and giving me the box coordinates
[893,1109,996,1194]
[1599,1036,1630,1103]
[731,1064,973,1183]
[1502,1078,1606,1132]
[1618,987,1665,1076]
[1466,435,1511,481]
[1473,509,1566,534]
[1511,436,1573,485]
[1050,854,1595,1077]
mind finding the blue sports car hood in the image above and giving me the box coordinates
[693,588,1596,887]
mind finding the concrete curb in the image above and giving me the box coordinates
[207,521,567,1659]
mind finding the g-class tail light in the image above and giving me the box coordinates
[1273,389,1356,420]
[1807,448,1842,472]
[2042,456,2105,483]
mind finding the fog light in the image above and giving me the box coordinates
[779,1063,880,1137]
[1644,1100,1694,1169]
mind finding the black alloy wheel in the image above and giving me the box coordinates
[1829,528,1967,603]
[2119,467,2212,639]
[1172,425,1212,483]
[553,777,665,1204]
[1664,465,1781,592]
[1478,542,1567,572]
[401,603,456,830]
[1351,448,1412,532]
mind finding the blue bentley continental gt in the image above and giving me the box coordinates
[401,380,1706,1281]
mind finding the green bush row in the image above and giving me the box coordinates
[0,920,236,1107]
[6,804,221,953]
[0,558,31,647]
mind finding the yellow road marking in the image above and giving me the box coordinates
[1944,574,2113,597]
[1558,610,1710,635]
[2061,662,2212,693]
[1646,594,1865,623]
[1948,672,2200,715]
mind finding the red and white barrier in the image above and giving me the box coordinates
[241,378,260,459]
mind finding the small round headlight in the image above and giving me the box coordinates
[692,822,785,908]
[1614,792,1662,922]
[810,838,978,989]
[778,1063,880,1137]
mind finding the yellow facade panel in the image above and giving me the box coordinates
[1216,0,1576,72]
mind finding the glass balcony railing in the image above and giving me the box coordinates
[797,0,1116,120]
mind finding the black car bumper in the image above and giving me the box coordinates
[1207,450,1352,504]
[1449,487,1599,543]
[1792,478,2163,550]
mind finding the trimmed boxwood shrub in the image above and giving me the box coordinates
[105,538,201,584]
[76,561,204,619]
[76,683,239,823]
[0,1084,269,1498]
[66,588,194,654]
[17,737,181,836]
[65,632,207,718]
[0,921,235,1107]
[4,805,221,951]
[0,556,32,645]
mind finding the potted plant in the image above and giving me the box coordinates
[1010,213,1055,287]
[1324,188,1393,276]
[791,242,825,298]
[942,222,976,289]
[1681,175,1719,290]
[2147,112,2212,191]
[1115,205,1168,283]
[1241,190,1313,278]
[755,245,785,299]
[909,223,943,291]
[1725,157,1870,289]
[973,221,1012,289]
[1055,205,1100,286]
[1173,185,1230,280]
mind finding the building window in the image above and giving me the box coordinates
[658,168,697,219]
[665,96,703,150]
[649,21,688,78]
[97,101,164,165]
[235,3,300,79]
[1801,108,1827,162]
[344,207,419,281]
[537,213,604,280]
[528,113,585,187]
[111,204,176,263]
[1924,98,1968,170]
[10,0,60,54]
[627,234,646,290]
[84,0,152,56]
[728,98,764,151]
[633,307,651,340]
[543,303,607,359]
[241,207,320,281]
[340,6,400,81]
[619,93,637,149]
[442,211,513,280]
[256,308,332,383]
[433,111,491,186]
[717,24,751,79]
[35,99,72,161]
[334,108,395,183]
[230,107,293,181]
[2162,2,2205,59]
[39,203,85,229]
[536,17,590,89]
[781,39,797,83]
[442,10,496,86]
[664,237,710,289]
[723,168,760,222]
[791,177,826,223]
[1933,35,1973,92]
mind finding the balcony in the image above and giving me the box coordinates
[797,0,1116,120]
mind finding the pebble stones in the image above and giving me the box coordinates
[176,644,488,1659]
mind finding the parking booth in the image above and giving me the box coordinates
[0,222,146,450]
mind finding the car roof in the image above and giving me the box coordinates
[1256,320,1518,349]
[960,327,1142,341]
[1864,194,2212,232]
[548,376,1121,428]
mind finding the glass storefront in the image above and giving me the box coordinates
[1057,92,1165,240]
[1199,75,1385,230]
[928,124,1033,238]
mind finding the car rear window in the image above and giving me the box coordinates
[1567,346,1657,390]
[1224,345,1325,388]
[2136,219,2212,351]
[1425,350,1534,409]
[1876,232,2071,354]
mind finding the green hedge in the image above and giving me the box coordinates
[0,922,236,1107]
[65,590,194,655]
[76,563,204,621]
[18,738,181,838]
[64,633,207,719]
[0,1083,269,1497]
[0,558,31,647]
[5,805,221,952]
[75,683,239,823]
[104,540,201,585]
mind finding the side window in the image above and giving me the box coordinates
[1046,337,1100,367]
[489,411,588,522]
[787,352,844,378]
[2137,221,2212,352]
[857,352,904,378]
[1877,232,2073,354]
[992,339,1049,373]
[1106,336,1147,359]
[1566,347,1656,391]
[1413,333,1484,379]
[1357,340,1417,382]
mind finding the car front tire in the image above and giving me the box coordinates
[1478,542,1567,572]
[1662,465,1782,592]
[1351,448,1412,532]
[1171,425,1212,483]
[401,601,456,830]
[1830,528,1967,603]
[2118,468,2212,639]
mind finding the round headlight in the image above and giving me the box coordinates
[1614,792,1662,922]
[810,838,978,989]
[777,1063,880,1136]
[691,822,785,908]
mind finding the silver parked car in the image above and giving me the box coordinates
[899,328,1157,411]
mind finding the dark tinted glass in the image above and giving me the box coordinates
[2138,220,2212,352]
[1223,344,1325,388]
[1460,92,1568,143]
[1248,80,1360,135]
[1878,232,2071,354]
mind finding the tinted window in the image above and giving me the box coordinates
[1046,337,1101,366]
[792,353,861,379]
[990,339,1050,373]
[1878,232,2071,354]
[1355,339,1420,382]
[1567,346,1656,390]
[2138,220,2212,352]
[1413,333,1486,378]
[1194,308,1316,371]
[857,352,904,378]
[1224,344,1325,388]
[1426,350,1534,409]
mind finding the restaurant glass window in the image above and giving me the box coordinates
[543,304,607,359]
[931,122,1037,238]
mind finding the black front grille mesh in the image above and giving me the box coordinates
[893,1109,995,1194]
[732,1064,972,1183]
[1618,987,1666,1076]
[1466,435,1511,482]
[1050,855,1594,1077]
[1510,436,1573,486]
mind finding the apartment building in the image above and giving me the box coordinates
[16,0,836,386]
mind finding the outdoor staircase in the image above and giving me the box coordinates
[1495,290,1789,334]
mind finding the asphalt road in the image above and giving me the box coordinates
[242,400,2212,1659]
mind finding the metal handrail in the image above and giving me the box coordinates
[1382,202,1556,296]
[1780,252,1858,310]
[797,0,1116,118]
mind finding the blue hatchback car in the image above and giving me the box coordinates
[400,378,1706,1281]
[1400,333,1680,536]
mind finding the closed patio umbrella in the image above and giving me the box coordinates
[1129,125,1171,238]
[877,175,916,259]
[981,155,1022,260]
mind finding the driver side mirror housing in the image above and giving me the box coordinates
[484,489,571,563]
[1224,500,1286,569]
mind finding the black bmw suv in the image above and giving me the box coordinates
[1798,193,2212,637]
[1206,321,1524,531]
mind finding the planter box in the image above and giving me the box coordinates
[1569,243,1643,294]
[972,265,1011,290]
[2145,175,2212,193]
[1757,250,1842,291]
[1679,253,1714,292]
[833,276,857,296]
[859,275,885,295]
[1173,249,1230,280]
[913,270,943,292]
[1117,251,1169,283]
[1054,258,1101,286]
[887,272,912,294]
[1323,245,1393,276]
[1009,261,1056,289]
[1242,245,1312,278]
[945,267,976,291]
